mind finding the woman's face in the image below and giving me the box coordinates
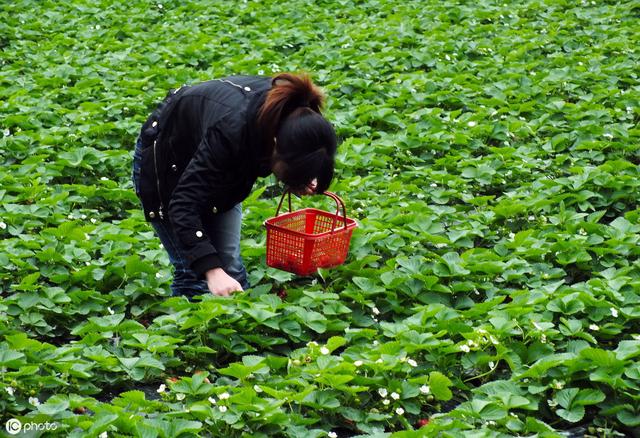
[271,158,318,195]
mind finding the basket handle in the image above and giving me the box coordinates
[324,191,349,232]
[274,190,349,231]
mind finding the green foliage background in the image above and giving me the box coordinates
[1,0,639,436]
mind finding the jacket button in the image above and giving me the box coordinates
[212,206,218,214]
[149,211,156,219]
[171,164,177,172]
[152,121,158,127]
[196,230,203,238]
[244,86,251,91]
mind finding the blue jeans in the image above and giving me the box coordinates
[132,137,249,297]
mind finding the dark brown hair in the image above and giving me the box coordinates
[258,73,337,193]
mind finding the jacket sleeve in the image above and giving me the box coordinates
[167,125,237,279]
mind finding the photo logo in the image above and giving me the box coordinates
[5,418,21,435]
[4,419,57,434]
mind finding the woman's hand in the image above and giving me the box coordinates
[291,178,318,196]
[205,268,243,296]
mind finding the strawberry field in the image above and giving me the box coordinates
[1,0,640,436]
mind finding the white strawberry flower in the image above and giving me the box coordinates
[391,392,400,400]
[176,393,185,401]
[320,347,330,355]
[29,396,40,406]
[420,385,430,395]
[219,392,230,400]
[156,384,166,393]
[208,397,216,404]
[382,399,390,405]
[328,432,337,438]
[219,405,228,413]
[460,344,471,353]
[467,121,477,127]
[610,307,619,318]
[254,385,263,393]
[396,407,405,415]
[0,222,6,230]
[589,324,599,331]
[378,388,388,398]
[407,359,417,367]
[354,360,363,367]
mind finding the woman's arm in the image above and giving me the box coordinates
[167,126,243,295]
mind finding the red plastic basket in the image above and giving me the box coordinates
[265,191,358,275]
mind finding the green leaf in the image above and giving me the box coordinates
[243,306,278,323]
[574,389,606,406]
[279,319,302,337]
[168,420,203,436]
[352,277,385,294]
[326,336,347,353]
[429,371,452,401]
[0,349,25,368]
[37,395,70,416]
[557,406,585,423]
[136,422,160,438]
[555,388,579,409]
[617,409,640,427]
[125,255,155,276]
[303,390,341,409]
[615,340,640,361]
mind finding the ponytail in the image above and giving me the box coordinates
[258,73,338,194]
[257,72,325,144]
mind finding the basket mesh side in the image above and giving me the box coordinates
[312,211,340,234]
[267,210,355,275]
[266,213,307,271]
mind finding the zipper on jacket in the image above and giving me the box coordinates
[152,139,165,219]
[218,78,252,92]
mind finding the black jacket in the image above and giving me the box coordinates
[136,75,273,277]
